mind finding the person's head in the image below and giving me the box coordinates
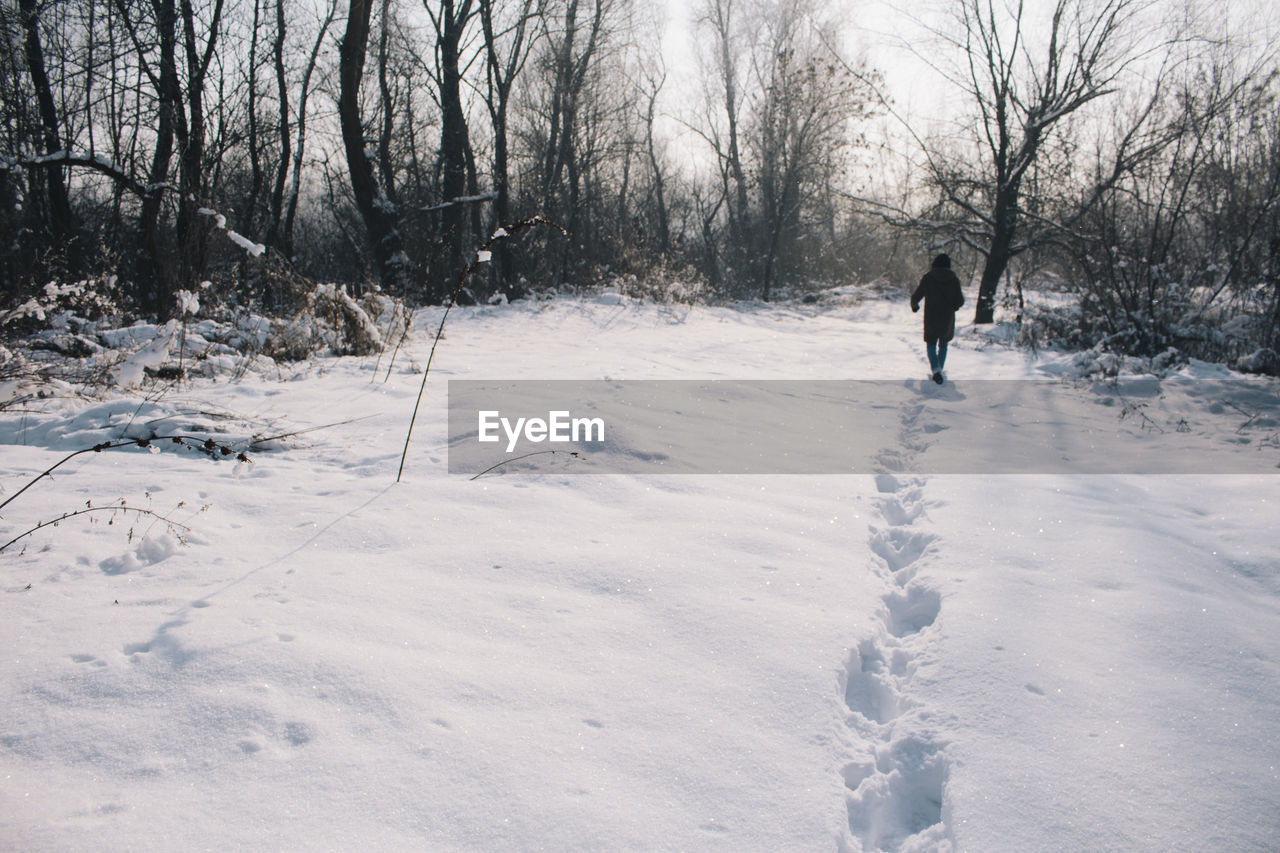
[932,253,952,269]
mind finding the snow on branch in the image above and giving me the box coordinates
[418,192,498,213]
[0,151,161,199]
[198,207,266,257]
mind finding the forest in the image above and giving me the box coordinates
[2,0,1278,370]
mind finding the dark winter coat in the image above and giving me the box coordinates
[911,266,965,343]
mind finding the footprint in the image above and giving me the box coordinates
[847,406,950,851]
[899,403,925,428]
[878,473,910,493]
[283,722,313,747]
[878,497,924,526]
[846,735,949,852]
[69,653,109,667]
[885,585,942,638]
[844,640,901,726]
[874,450,908,473]
[842,760,875,791]
[869,527,937,574]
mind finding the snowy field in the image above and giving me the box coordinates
[2,293,1278,851]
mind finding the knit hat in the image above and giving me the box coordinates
[932,253,951,268]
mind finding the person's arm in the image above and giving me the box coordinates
[911,277,926,312]
[952,274,964,311]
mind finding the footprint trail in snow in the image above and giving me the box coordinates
[840,396,952,852]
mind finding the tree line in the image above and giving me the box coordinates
[1,0,876,312]
[2,0,1278,367]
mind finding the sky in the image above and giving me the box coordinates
[652,0,956,181]
[656,0,1280,150]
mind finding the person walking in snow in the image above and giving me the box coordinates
[911,253,965,384]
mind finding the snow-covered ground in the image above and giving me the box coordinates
[2,293,1277,851]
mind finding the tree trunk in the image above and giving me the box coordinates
[491,103,511,260]
[436,0,474,302]
[122,0,179,314]
[338,0,408,293]
[19,0,77,263]
[283,0,336,258]
[714,0,748,251]
[478,0,532,297]
[375,0,397,217]
[176,0,223,299]
[643,84,670,253]
[243,0,263,236]
[974,188,1018,324]
[264,0,290,253]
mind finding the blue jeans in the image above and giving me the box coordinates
[927,341,948,373]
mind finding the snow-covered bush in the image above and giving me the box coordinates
[262,283,393,360]
[1236,348,1279,376]
[0,276,410,403]
[1,277,120,334]
[605,264,713,305]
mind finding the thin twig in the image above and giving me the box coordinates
[247,414,378,448]
[0,435,250,514]
[1118,399,1165,433]
[380,302,413,383]
[371,299,406,381]
[469,450,582,481]
[1,504,191,553]
[396,216,566,483]
[1225,401,1260,432]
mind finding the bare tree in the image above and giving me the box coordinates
[425,0,478,301]
[478,0,537,291]
[102,0,180,310]
[518,0,630,284]
[751,0,875,299]
[83,0,226,311]
[537,0,608,229]
[338,0,409,293]
[638,59,670,255]
[696,0,751,288]
[280,0,337,260]
[1069,54,1280,360]
[241,0,265,239]
[925,0,1160,323]
[262,0,289,252]
[691,0,877,298]
[17,0,77,264]
[175,0,225,295]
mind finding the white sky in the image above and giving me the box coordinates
[655,0,1280,185]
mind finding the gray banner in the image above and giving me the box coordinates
[447,379,1280,476]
